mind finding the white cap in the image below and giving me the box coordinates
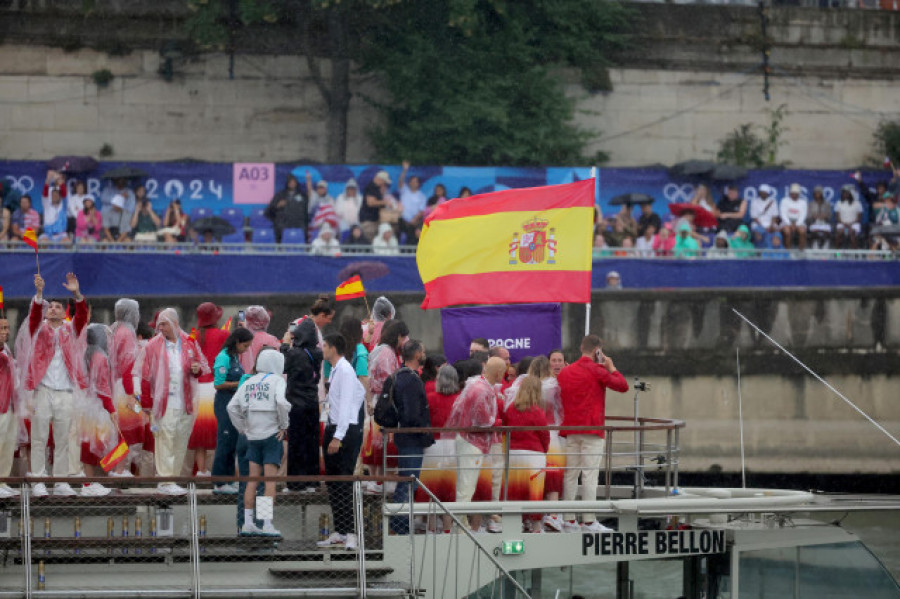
[790,183,803,195]
[758,184,775,196]
[111,194,126,209]
[374,170,392,185]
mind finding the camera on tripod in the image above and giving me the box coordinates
[634,379,650,392]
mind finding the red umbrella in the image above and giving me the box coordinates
[669,203,718,229]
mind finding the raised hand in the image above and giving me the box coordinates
[402,160,410,170]
[62,272,81,299]
[34,274,45,296]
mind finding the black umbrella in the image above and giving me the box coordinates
[191,216,236,238]
[609,193,655,206]
[47,156,99,174]
[338,260,391,283]
[101,166,149,180]
[711,164,748,181]
[669,160,716,177]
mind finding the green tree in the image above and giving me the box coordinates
[361,0,631,165]
[716,104,787,168]
[873,119,900,165]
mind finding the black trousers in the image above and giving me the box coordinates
[287,403,320,488]
[322,422,363,535]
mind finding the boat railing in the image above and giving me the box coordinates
[0,474,424,599]
[381,417,686,502]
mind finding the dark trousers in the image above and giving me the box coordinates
[322,423,363,535]
[390,444,423,534]
[287,403,320,489]
[212,395,238,478]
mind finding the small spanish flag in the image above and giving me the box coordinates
[220,316,232,331]
[100,441,129,472]
[0,286,4,311]
[23,227,38,251]
[189,327,198,340]
[335,275,365,301]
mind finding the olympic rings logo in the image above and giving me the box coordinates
[662,184,695,203]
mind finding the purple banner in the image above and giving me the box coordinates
[441,303,562,364]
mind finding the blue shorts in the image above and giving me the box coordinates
[245,435,284,466]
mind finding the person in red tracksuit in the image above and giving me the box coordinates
[557,334,628,533]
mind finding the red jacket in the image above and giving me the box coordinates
[503,404,550,453]
[26,297,89,391]
[198,327,229,384]
[557,356,628,438]
[426,390,459,438]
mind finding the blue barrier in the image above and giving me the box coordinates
[0,252,896,300]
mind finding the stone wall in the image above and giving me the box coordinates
[1,3,900,166]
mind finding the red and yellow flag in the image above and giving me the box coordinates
[100,441,129,472]
[220,316,232,331]
[335,275,365,301]
[416,179,595,309]
[23,227,38,251]
[0,286,4,311]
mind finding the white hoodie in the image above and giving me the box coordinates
[227,349,290,441]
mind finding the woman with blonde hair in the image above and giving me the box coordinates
[527,356,566,531]
[502,375,549,533]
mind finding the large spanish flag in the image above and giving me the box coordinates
[417,179,594,309]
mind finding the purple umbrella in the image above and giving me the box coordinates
[47,156,99,174]
[338,261,391,283]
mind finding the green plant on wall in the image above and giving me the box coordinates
[717,104,787,167]
[873,119,900,164]
[91,69,114,88]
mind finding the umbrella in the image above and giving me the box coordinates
[669,203,718,229]
[609,193,655,206]
[190,216,236,238]
[338,261,391,283]
[101,166,149,180]
[669,160,716,177]
[47,156,98,174]
[711,164,748,181]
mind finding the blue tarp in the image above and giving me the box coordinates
[0,253,896,299]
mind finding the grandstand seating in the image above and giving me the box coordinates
[190,207,213,221]
[252,228,276,244]
[248,208,270,228]
[221,231,245,244]
[219,207,245,228]
[282,228,306,244]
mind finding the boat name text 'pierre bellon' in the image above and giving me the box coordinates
[582,530,726,557]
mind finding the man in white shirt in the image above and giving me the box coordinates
[835,184,864,249]
[780,183,808,250]
[750,184,780,245]
[24,273,89,497]
[398,161,426,242]
[317,333,365,551]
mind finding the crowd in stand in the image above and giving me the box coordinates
[0,276,628,547]
[595,173,900,257]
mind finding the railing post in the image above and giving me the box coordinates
[353,481,367,598]
[22,484,31,599]
[674,428,681,490]
[502,433,510,501]
[665,428,673,495]
[637,426,645,499]
[604,429,613,500]
[188,482,200,599]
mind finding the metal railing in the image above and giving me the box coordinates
[381,418,686,504]
[0,475,416,599]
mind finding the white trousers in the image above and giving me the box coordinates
[455,436,485,503]
[31,387,77,477]
[153,408,194,479]
[0,409,18,478]
[561,434,606,522]
[489,442,503,501]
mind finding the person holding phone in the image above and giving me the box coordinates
[556,335,629,533]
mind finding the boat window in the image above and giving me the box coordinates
[739,542,900,599]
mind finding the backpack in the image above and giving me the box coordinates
[373,367,410,428]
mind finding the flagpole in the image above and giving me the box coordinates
[35,250,40,277]
[585,167,598,337]
[363,294,370,317]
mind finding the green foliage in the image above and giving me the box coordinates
[363,0,631,165]
[717,104,787,168]
[91,69,114,88]
[99,143,114,157]
[185,0,278,49]
[873,120,900,164]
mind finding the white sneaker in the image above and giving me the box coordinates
[364,482,383,495]
[0,484,19,498]
[214,483,238,495]
[241,521,263,536]
[196,471,211,477]
[486,520,503,533]
[53,482,77,496]
[562,520,581,533]
[31,483,49,498]
[581,521,613,533]
[260,523,282,537]
[303,486,318,494]
[345,533,358,551]
[316,532,347,547]
[542,514,563,532]
[81,482,112,497]
[157,483,187,496]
